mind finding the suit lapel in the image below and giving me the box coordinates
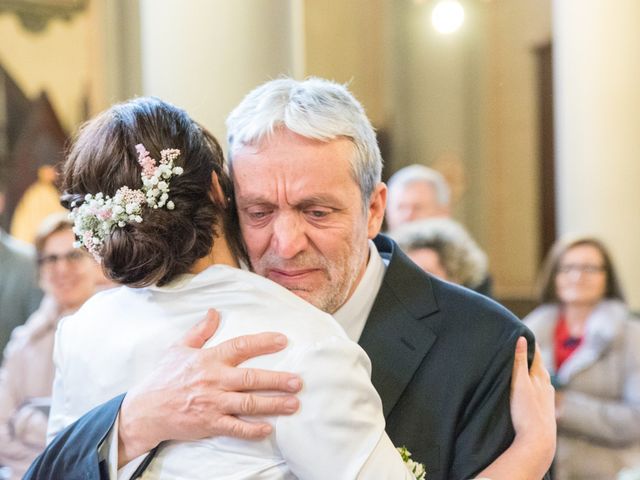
[359,235,439,417]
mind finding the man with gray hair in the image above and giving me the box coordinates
[386,164,451,230]
[386,164,494,296]
[27,78,552,480]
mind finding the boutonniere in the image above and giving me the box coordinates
[398,446,426,479]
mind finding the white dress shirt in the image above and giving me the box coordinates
[333,240,387,342]
[48,264,411,479]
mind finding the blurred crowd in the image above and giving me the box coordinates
[385,164,640,480]
[1,162,639,479]
[0,180,111,478]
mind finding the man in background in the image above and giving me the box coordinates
[0,178,42,354]
[386,164,493,296]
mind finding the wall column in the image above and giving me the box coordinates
[139,0,303,143]
[553,0,640,309]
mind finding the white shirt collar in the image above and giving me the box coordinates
[333,240,388,342]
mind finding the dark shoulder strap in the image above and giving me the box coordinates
[130,445,161,479]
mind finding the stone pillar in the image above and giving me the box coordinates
[139,0,303,143]
[553,0,640,309]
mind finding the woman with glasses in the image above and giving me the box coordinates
[0,213,102,479]
[524,236,640,479]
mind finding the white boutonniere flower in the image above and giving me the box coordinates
[398,446,426,480]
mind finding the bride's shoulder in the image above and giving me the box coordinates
[57,285,130,333]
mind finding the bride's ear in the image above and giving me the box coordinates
[209,171,228,207]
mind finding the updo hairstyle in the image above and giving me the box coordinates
[61,97,243,287]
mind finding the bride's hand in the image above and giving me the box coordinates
[477,337,556,480]
[117,309,303,466]
[510,337,556,458]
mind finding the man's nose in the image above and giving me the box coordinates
[271,212,309,259]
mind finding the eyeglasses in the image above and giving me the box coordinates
[38,250,89,268]
[557,264,606,275]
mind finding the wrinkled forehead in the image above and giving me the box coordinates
[231,125,355,156]
[229,129,358,176]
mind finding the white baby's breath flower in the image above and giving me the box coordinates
[70,144,183,261]
[397,447,426,480]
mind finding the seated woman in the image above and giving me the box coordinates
[46,97,553,479]
[0,213,102,479]
[524,236,640,480]
[388,217,488,291]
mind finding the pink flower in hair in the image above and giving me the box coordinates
[98,209,112,221]
[136,143,157,177]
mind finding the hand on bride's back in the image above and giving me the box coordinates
[116,309,303,466]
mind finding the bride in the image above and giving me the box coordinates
[45,97,553,479]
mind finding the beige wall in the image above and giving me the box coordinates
[140,0,301,145]
[484,0,551,298]
[0,10,92,132]
[304,0,388,127]
[1,0,555,302]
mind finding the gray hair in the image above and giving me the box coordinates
[226,77,382,201]
[387,164,451,207]
[389,218,487,288]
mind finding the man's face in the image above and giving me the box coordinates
[232,129,386,314]
[386,181,448,230]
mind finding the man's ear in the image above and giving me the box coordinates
[209,171,228,207]
[367,182,387,239]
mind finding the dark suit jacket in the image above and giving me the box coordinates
[24,394,124,479]
[361,235,536,479]
[25,235,538,479]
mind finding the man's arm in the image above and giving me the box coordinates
[26,310,302,479]
[477,337,556,480]
[450,325,536,479]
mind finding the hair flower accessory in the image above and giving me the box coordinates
[69,143,184,260]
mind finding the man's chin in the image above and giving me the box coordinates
[284,287,335,314]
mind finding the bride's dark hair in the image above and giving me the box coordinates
[61,96,244,287]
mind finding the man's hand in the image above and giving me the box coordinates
[117,309,302,466]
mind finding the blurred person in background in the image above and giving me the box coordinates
[385,164,492,296]
[386,164,451,229]
[524,236,640,480]
[0,213,102,479]
[0,178,42,355]
[389,217,488,293]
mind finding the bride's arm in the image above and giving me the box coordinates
[475,338,556,480]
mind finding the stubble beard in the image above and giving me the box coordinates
[255,240,369,315]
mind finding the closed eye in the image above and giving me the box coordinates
[304,209,332,220]
[244,207,274,223]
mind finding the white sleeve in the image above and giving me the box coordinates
[46,319,70,443]
[48,316,146,480]
[275,336,412,480]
